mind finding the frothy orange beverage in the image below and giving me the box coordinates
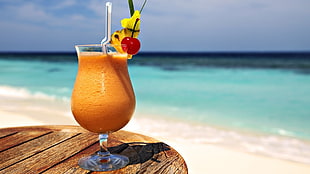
[71,50,135,133]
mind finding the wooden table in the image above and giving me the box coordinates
[0,125,187,174]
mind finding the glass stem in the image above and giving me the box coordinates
[98,133,111,157]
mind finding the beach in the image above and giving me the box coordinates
[1,0,309,172]
[1,53,310,173]
[0,92,310,174]
[1,96,310,174]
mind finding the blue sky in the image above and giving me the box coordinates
[0,0,309,52]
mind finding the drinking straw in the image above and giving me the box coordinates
[101,2,112,50]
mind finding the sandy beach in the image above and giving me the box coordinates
[1,97,310,174]
[1,0,310,172]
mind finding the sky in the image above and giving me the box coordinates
[0,0,309,52]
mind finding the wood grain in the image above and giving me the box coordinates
[0,125,187,174]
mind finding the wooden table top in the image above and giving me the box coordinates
[0,125,187,174]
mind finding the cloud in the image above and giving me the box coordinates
[14,3,52,22]
[52,0,76,9]
[1,1,97,29]
[139,0,310,51]
[0,0,309,51]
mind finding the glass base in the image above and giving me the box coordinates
[78,152,129,171]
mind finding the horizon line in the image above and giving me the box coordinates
[1,50,310,54]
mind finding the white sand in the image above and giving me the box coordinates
[168,141,310,174]
[1,97,310,173]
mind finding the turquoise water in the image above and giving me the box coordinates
[1,53,310,163]
[131,65,310,140]
[0,55,310,140]
[0,59,76,98]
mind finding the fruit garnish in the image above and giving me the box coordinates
[121,37,141,55]
[110,0,147,58]
[121,11,141,38]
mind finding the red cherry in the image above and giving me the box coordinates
[121,37,141,55]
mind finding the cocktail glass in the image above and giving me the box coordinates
[71,44,135,171]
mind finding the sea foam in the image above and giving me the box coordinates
[0,85,70,102]
[1,85,310,165]
[130,116,310,165]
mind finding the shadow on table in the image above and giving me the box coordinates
[109,142,171,165]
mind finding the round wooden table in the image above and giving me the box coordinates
[0,125,187,174]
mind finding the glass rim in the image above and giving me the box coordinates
[75,44,127,54]
[75,44,125,47]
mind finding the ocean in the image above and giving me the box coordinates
[1,52,310,164]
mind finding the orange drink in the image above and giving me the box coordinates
[71,45,135,133]
[70,0,148,171]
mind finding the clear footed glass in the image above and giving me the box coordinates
[78,134,129,171]
[71,44,135,171]
[78,153,129,171]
